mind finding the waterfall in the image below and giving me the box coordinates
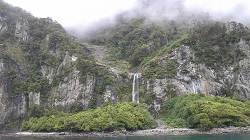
[192,81,196,94]
[132,73,139,103]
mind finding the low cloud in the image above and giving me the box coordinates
[183,0,250,25]
[5,0,250,38]
[72,0,250,38]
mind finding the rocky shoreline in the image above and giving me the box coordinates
[1,127,250,138]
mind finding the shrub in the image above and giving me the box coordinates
[162,94,250,130]
[21,102,157,132]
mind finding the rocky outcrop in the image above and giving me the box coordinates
[51,71,95,111]
[0,57,26,130]
[29,92,40,107]
[0,85,26,130]
[103,85,117,104]
[144,43,250,110]
[0,86,6,125]
[235,39,250,99]
[41,66,54,84]
[41,50,99,111]
[0,16,7,35]
[15,18,29,42]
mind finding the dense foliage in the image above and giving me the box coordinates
[88,16,179,67]
[187,21,249,70]
[162,94,250,130]
[0,0,114,103]
[86,15,190,79]
[3,0,250,132]
[88,15,250,79]
[21,102,157,132]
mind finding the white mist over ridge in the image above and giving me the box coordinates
[132,0,250,25]
[69,0,250,38]
[3,0,250,36]
[184,0,250,25]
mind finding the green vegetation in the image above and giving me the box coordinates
[0,0,114,103]
[21,102,157,132]
[187,21,248,70]
[87,16,190,79]
[3,0,250,133]
[162,94,250,130]
[88,18,250,79]
[164,84,177,99]
[88,16,179,67]
[28,105,64,118]
[4,114,23,131]
[142,58,177,79]
[115,82,132,102]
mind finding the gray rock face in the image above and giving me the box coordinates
[40,51,96,111]
[235,39,250,99]
[41,66,54,84]
[15,19,29,42]
[0,59,26,130]
[0,92,26,129]
[144,43,250,110]
[0,86,6,124]
[103,85,116,104]
[51,71,95,110]
[0,16,7,35]
[29,92,40,107]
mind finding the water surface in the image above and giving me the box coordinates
[2,134,250,140]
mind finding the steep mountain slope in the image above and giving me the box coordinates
[0,1,132,131]
[1,0,250,132]
[86,14,250,110]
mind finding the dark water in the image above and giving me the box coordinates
[2,134,250,140]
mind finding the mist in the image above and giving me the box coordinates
[184,0,250,24]
[66,0,250,39]
[4,0,250,38]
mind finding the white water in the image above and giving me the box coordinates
[192,81,196,94]
[132,73,139,103]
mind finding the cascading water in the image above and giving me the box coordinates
[132,73,139,103]
[192,81,196,94]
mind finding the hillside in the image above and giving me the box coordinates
[86,14,250,101]
[0,0,133,131]
[1,0,250,132]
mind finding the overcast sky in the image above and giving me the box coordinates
[3,0,137,27]
[3,0,250,27]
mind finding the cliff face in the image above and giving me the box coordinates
[236,40,250,98]
[0,56,26,130]
[1,0,250,132]
[0,1,121,130]
[144,42,250,110]
[84,18,250,112]
[0,14,28,128]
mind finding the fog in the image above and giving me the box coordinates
[130,0,250,25]
[4,0,250,38]
[67,0,250,38]
[184,0,250,24]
